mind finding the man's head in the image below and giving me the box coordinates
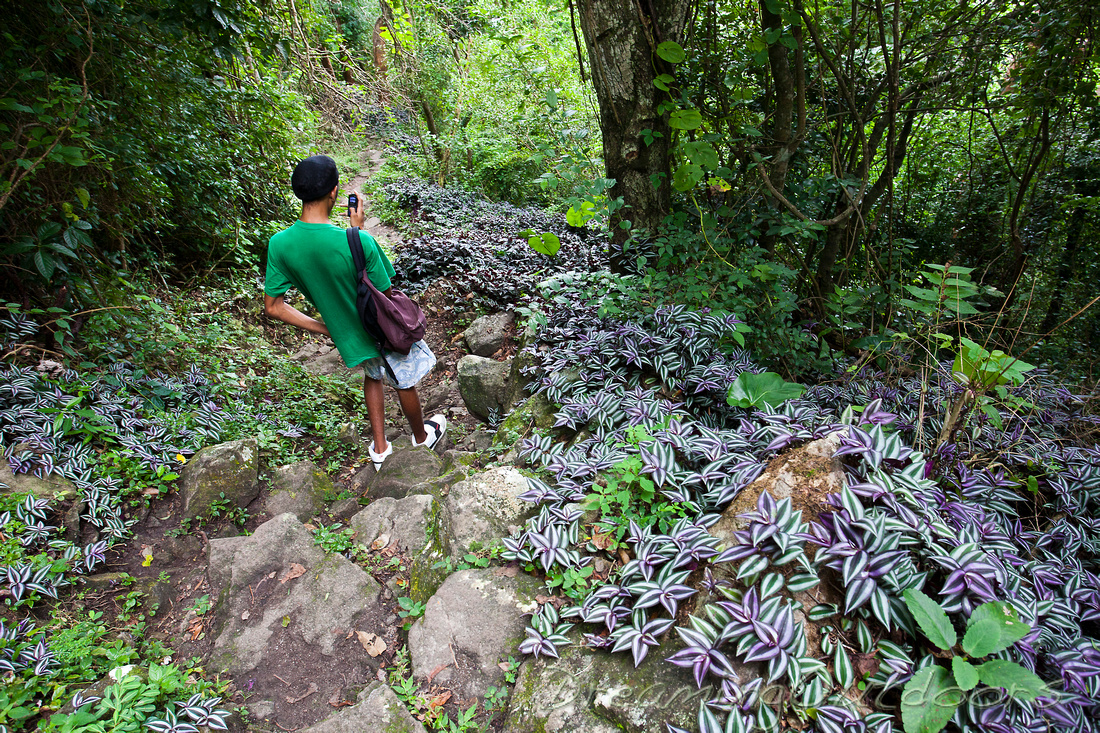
[291,155,339,206]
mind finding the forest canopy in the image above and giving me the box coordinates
[2,0,1097,381]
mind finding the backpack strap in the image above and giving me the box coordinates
[346,226,367,274]
[346,227,400,386]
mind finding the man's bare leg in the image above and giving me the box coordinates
[398,387,428,444]
[364,375,388,452]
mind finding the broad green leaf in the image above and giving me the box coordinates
[526,232,560,257]
[672,163,703,192]
[737,553,769,580]
[36,222,62,241]
[74,186,90,209]
[902,588,957,651]
[652,74,674,91]
[962,602,1030,657]
[961,619,1001,658]
[952,657,979,691]
[726,371,805,408]
[681,140,719,169]
[759,573,785,598]
[669,109,703,130]
[566,201,595,227]
[33,250,56,280]
[900,665,963,733]
[975,659,1047,701]
[787,573,819,592]
[656,41,686,63]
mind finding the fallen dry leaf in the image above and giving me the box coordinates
[286,682,318,704]
[428,691,452,709]
[426,663,450,683]
[357,631,386,657]
[370,534,390,551]
[280,563,307,584]
[496,564,518,578]
[590,531,615,551]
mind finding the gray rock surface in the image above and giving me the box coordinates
[503,635,709,733]
[354,446,443,501]
[207,513,382,674]
[464,312,514,356]
[336,422,360,446]
[327,497,362,522]
[0,463,78,502]
[178,439,259,521]
[350,494,450,604]
[266,461,332,522]
[444,466,537,557]
[457,355,517,420]
[458,428,495,453]
[409,568,541,700]
[493,392,556,446]
[710,431,845,543]
[298,681,427,733]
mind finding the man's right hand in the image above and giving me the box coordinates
[349,190,365,229]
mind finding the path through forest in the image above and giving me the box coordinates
[111,148,519,732]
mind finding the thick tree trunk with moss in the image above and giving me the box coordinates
[576,0,693,269]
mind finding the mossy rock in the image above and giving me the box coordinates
[493,392,556,447]
[0,463,78,502]
[179,439,260,521]
[267,460,333,521]
[504,632,722,733]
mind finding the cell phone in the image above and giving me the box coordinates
[347,193,358,218]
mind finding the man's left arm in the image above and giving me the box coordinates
[264,294,330,337]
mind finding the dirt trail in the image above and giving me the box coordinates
[105,147,500,731]
[346,142,404,250]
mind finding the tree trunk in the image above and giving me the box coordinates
[1038,203,1085,334]
[757,0,803,253]
[575,0,693,270]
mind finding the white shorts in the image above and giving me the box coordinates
[362,339,436,389]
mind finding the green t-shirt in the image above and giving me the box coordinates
[265,221,396,367]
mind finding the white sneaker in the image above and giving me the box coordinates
[413,415,447,450]
[369,440,393,469]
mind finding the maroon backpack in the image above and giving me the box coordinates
[346,227,426,355]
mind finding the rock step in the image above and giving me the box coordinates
[196,438,544,731]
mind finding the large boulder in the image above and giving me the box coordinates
[444,466,537,558]
[348,443,443,501]
[464,312,514,357]
[503,634,718,733]
[298,681,427,733]
[710,431,845,544]
[350,494,451,604]
[493,392,556,447]
[409,568,541,700]
[0,463,78,502]
[457,355,516,420]
[265,461,332,522]
[707,430,851,663]
[178,439,259,521]
[205,513,385,729]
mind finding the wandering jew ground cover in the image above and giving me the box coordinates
[502,273,1100,733]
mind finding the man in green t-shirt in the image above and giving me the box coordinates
[263,155,445,468]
